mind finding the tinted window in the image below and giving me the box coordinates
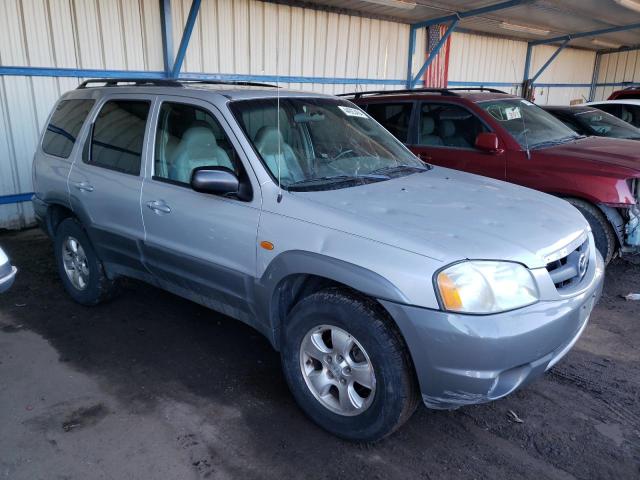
[154,102,239,184]
[591,104,621,117]
[42,99,95,158]
[419,103,489,148]
[365,102,413,142]
[86,100,150,175]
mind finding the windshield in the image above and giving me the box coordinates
[574,109,640,139]
[230,97,426,191]
[479,99,580,149]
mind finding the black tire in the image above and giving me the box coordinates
[54,218,117,305]
[566,198,617,265]
[281,288,420,442]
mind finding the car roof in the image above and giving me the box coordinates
[346,90,519,103]
[588,99,640,106]
[63,79,337,102]
[543,105,597,114]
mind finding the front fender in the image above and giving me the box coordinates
[254,250,410,348]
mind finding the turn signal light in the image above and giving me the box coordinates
[260,241,275,251]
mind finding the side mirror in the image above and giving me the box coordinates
[475,132,503,154]
[191,167,240,196]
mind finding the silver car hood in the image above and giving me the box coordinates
[290,167,589,269]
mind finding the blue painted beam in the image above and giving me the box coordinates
[589,52,602,102]
[530,22,640,46]
[411,19,459,89]
[159,0,174,76]
[406,26,418,89]
[0,193,33,205]
[530,38,570,83]
[523,42,532,82]
[412,0,528,29]
[170,0,202,79]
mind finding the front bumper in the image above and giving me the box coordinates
[381,251,605,410]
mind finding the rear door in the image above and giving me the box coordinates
[68,94,153,276]
[140,96,262,321]
[409,101,506,180]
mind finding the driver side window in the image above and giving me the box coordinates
[154,102,240,184]
[418,103,489,149]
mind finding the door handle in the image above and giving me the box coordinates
[74,181,94,192]
[146,200,171,214]
[417,152,432,162]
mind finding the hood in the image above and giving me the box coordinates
[533,137,640,173]
[291,167,589,269]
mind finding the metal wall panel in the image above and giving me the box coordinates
[448,31,596,105]
[170,0,419,95]
[594,49,640,101]
[0,0,163,228]
[448,31,527,95]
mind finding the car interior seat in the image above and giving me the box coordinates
[254,126,304,183]
[439,120,470,148]
[170,123,234,183]
[420,116,444,146]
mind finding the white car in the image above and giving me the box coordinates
[0,246,17,293]
[587,99,640,129]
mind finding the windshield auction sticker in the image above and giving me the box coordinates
[338,106,368,118]
[505,107,522,120]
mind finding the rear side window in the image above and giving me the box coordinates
[85,100,150,175]
[42,99,95,158]
[365,102,413,142]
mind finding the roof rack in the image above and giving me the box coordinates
[77,78,182,89]
[338,87,507,99]
[77,78,278,90]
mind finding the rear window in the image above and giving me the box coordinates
[42,99,95,158]
[85,100,150,175]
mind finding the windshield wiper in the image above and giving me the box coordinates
[531,135,581,149]
[287,174,389,191]
[369,164,430,176]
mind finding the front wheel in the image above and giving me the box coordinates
[281,289,419,442]
[566,198,617,265]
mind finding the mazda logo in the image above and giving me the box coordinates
[578,253,588,277]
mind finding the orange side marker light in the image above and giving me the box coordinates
[260,241,275,251]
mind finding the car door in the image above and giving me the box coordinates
[140,96,262,322]
[409,101,507,180]
[68,95,153,276]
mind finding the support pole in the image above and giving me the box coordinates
[171,0,202,79]
[159,0,174,76]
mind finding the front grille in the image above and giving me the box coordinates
[546,239,589,291]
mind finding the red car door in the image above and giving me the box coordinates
[408,101,507,181]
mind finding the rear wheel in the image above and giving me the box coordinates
[281,288,419,442]
[54,218,117,305]
[566,198,616,264]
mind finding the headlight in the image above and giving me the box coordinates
[436,261,539,314]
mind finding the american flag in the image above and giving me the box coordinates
[423,24,451,88]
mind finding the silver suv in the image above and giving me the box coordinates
[32,79,604,441]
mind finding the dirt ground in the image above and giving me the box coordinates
[0,228,638,480]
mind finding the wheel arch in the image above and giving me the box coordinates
[256,251,409,350]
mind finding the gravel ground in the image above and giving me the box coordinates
[0,228,639,480]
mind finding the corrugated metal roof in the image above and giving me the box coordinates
[290,0,640,50]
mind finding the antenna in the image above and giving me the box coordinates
[511,59,531,160]
[276,17,283,203]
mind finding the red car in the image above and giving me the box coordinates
[348,88,640,263]
[608,87,640,100]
